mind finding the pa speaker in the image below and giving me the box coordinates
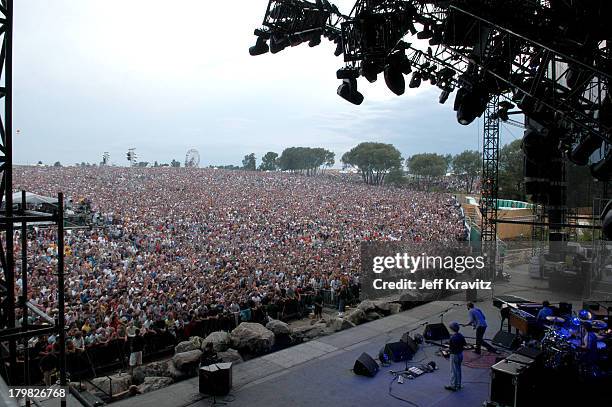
[400,333,419,354]
[492,330,521,350]
[380,341,413,363]
[199,363,232,396]
[353,352,379,377]
[423,323,450,341]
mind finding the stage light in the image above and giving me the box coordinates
[249,37,270,56]
[308,34,322,47]
[270,35,290,54]
[569,134,602,166]
[439,90,450,104]
[361,61,378,83]
[337,78,364,105]
[495,100,514,121]
[590,150,612,181]
[456,87,488,125]
[334,41,343,56]
[409,72,421,88]
[384,54,405,95]
[336,67,359,80]
[417,24,433,40]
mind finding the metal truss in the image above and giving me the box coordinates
[0,1,67,403]
[481,96,500,242]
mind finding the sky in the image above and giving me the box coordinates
[12,0,520,167]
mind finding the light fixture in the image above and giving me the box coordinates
[384,53,405,95]
[439,90,450,104]
[417,24,433,40]
[569,134,602,166]
[337,78,364,105]
[270,35,290,54]
[456,87,488,125]
[249,37,270,56]
[409,72,421,88]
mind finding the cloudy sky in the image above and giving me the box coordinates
[13,0,520,167]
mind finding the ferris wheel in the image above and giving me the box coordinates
[185,148,201,168]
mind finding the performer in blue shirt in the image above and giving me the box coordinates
[445,322,466,391]
[536,300,553,325]
[462,302,497,354]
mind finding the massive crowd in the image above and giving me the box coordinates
[12,166,467,361]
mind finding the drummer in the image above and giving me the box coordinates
[581,323,598,364]
[536,301,553,326]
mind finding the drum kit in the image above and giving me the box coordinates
[540,312,609,372]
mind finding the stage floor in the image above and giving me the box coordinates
[113,299,507,407]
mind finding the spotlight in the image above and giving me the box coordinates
[334,41,343,57]
[456,87,488,125]
[249,36,269,56]
[439,90,450,104]
[417,24,433,40]
[270,35,289,54]
[409,72,422,88]
[308,34,321,47]
[495,100,515,121]
[590,150,612,181]
[337,78,364,105]
[336,67,359,80]
[384,54,405,95]
[569,134,602,166]
[361,61,378,83]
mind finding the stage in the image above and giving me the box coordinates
[112,300,506,407]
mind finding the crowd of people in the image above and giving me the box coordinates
[11,166,467,371]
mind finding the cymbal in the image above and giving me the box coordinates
[589,320,608,330]
[546,316,565,324]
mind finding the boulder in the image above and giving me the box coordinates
[89,373,131,396]
[373,301,391,313]
[138,377,173,394]
[175,340,198,354]
[389,303,402,314]
[172,349,202,372]
[189,336,204,349]
[230,322,275,354]
[141,361,171,378]
[357,300,377,313]
[202,331,231,352]
[365,312,383,321]
[328,317,355,332]
[265,319,291,336]
[344,308,367,325]
[217,348,244,364]
[293,323,327,341]
[131,367,145,385]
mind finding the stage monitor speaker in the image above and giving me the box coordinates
[423,323,450,341]
[380,341,413,363]
[515,346,545,366]
[492,330,521,350]
[353,352,379,377]
[199,363,232,396]
[400,333,419,354]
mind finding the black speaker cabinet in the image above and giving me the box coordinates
[199,362,233,396]
[492,330,521,350]
[490,360,533,407]
[353,352,379,377]
[380,341,413,363]
[400,333,419,354]
[423,323,450,341]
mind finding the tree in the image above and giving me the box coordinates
[341,142,403,185]
[444,153,454,172]
[53,161,62,167]
[498,140,524,200]
[452,150,481,193]
[171,159,181,168]
[242,153,256,171]
[278,147,335,176]
[385,167,407,187]
[406,153,447,189]
[153,161,159,167]
[259,152,279,171]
